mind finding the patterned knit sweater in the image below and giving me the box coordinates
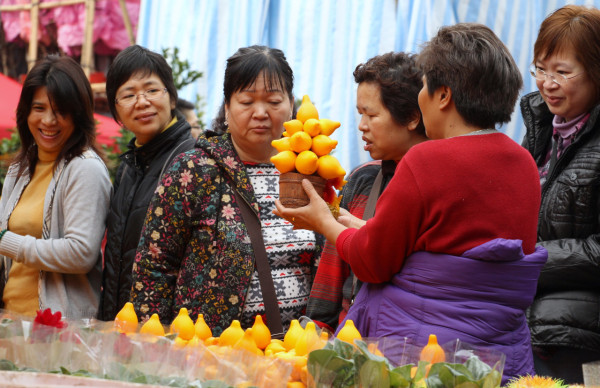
[131,133,321,335]
[241,163,318,328]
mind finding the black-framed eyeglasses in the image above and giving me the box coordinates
[529,65,582,85]
[115,88,168,107]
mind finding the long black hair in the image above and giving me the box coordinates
[14,54,98,177]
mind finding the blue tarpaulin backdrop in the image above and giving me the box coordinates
[137,0,600,173]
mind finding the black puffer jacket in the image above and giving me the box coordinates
[98,117,196,321]
[521,91,600,352]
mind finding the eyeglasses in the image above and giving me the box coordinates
[115,88,168,107]
[529,65,582,85]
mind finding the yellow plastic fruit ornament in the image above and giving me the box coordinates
[319,118,341,136]
[234,328,262,355]
[303,118,321,137]
[317,154,346,180]
[420,334,446,364]
[187,335,201,347]
[283,319,304,351]
[173,335,189,348]
[170,307,196,341]
[283,119,304,135]
[114,302,138,334]
[139,313,165,336]
[336,319,362,346]
[294,321,320,356]
[271,137,292,152]
[295,150,319,175]
[311,134,338,156]
[289,131,312,153]
[271,150,297,174]
[265,339,287,355]
[251,315,271,350]
[296,95,319,123]
[219,319,245,347]
[194,314,212,340]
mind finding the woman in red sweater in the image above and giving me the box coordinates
[275,23,547,383]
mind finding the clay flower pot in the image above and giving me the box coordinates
[278,171,326,208]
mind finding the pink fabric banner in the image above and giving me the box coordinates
[1,0,140,55]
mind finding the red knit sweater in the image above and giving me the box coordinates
[336,133,541,284]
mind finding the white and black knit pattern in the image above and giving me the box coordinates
[240,164,317,330]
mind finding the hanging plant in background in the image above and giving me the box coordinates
[161,47,206,131]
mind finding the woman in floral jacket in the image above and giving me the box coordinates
[130,46,321,335]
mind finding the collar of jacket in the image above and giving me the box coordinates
[521,91,600,163]
[121,117,192,170]
[196,131,259,214]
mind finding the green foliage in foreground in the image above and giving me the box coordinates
[0,358,254,388]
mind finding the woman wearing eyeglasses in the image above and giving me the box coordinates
[98,45,196,321]
[521,5,600,385]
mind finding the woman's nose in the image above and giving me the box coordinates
[42,111,57,125]
[253,104,268,118]
[358,116,368,131]
[542,76,559,89]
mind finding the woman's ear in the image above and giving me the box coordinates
[407,114,421,131]
[437,86,452,110]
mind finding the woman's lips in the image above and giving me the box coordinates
[135,112,155,122]
[39,128,59,138]
[544,95,562,106]
[363,137,372,151]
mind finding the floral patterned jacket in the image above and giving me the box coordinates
[131,132,285,334]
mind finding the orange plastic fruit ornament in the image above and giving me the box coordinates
[114,302,138,334]
[194,314,212,340]
[311,134,338,156]
[170,307,196,341]
[294,321,320,356]
[319,118,341,136]
[283,119,304,135]
[271,150,297,174]
[420,334,445,364]
[336,319,362,346]
[219,319,245,347]
[272,137,292,152]
[296,95,319,123]
[303,118,321,137]
[140,313,165,336]
[317,154,346,180]
[289,131,312,153]
[283,319,304,351]
[251,315,271,350]
[295,150,319,175]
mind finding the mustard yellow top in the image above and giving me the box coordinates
[3,153,56,316]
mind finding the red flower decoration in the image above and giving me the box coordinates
[34,308,67,329]
[30,308,68,343]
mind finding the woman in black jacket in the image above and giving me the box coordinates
[521,5,600,384]
[98,45,195,321]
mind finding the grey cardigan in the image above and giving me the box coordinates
[0,150,111,318]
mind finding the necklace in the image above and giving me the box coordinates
[461,129,497,137]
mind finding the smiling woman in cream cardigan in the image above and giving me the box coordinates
[0,55,111,319]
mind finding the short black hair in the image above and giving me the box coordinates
[212,45,293,133]
[176,98,195,111]
[106,45,178,122]
[417,23,523,129]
